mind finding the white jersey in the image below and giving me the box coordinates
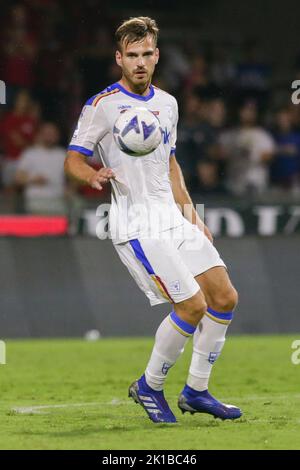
[69,82,184,243]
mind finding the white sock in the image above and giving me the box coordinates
[145,311,196,391]
[187,309,233,392]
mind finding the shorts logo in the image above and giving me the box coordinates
[161,362,171,375]
[170,280,180,293]
[208,352,220,364]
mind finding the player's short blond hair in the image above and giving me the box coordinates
[115,17,159,50]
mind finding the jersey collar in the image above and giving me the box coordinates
[113,82,155,101]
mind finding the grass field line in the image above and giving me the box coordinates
[10,393,300,415]
[11,399,132,414]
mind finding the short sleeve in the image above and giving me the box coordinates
[170,99,179,156]
[68,100,109,157]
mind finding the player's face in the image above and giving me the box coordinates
[116,35,159,89]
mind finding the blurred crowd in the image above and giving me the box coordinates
[1,1,300,216]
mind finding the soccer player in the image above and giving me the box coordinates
[65,17,242,423]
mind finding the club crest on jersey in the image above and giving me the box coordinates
[208,352,220,364]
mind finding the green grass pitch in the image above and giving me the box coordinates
[1,335,300,450]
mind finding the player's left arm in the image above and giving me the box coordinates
[169,154,213,243]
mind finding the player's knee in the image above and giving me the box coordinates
[211,286,238,313]
[175,291,207,326]
[188,300,208,320]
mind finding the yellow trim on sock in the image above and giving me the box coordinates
[205,311,232,325]
[168,316,193,337]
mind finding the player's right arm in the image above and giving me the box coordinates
[65,151,115,191]
[64,98,115,191]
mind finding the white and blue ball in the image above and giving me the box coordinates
[113,107,162,156]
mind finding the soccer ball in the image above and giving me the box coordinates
[113,107,162,156]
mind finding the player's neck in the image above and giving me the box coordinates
[118,77,151,97]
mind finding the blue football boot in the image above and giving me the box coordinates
[178,384,242,420]
[128,375,177,423]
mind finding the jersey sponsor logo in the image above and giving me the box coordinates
[162,127,171,144]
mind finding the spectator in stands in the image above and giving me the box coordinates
[235,40,270,110]
[78,27,114,98]
[211,45,236,90]
[184,54,209,94]
[219,101,275,195]
[160,43,189,92]
[271,108,300,190]
[0,90,39,189]
[1,4,38,92]
[15,122,67,214]
[205,98,227,155]
[176,94,208,188]
[195,159,226,195]
[205,98,228,182]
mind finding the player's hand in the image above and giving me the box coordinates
[88,168,116,191]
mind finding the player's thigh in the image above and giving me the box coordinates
[178,222,226,278]
[114,238,200,305]
[178,222,237,311]
[136,237,200,304]
[195,266,238,312]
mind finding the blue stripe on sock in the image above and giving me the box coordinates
[170,311,196,335]
[207,307,233,322]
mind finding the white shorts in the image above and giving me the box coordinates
[114,221,226,306]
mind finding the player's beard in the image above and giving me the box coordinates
[123,68,153,92]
